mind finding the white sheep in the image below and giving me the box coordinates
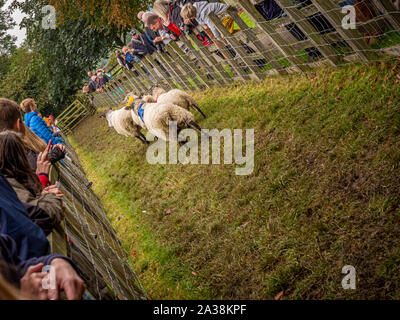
[151,87,207,119]
[127,97,208,144]
[99,107,149,144]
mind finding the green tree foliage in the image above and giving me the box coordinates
[4,0,119,115]
[0,0,17,55]
[0,47,50,111]
[44,0,153,45]
[0,0,152,115]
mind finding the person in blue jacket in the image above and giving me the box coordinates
[20,98,64,146]
[0,172,85,299]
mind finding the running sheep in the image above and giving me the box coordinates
[151,87,207,119]
[99,107,149,144]
[126,96,207,144]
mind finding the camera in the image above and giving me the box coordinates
[184,24,193,36]
[155,43,164,53]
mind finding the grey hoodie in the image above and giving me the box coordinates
[193,1,229,40]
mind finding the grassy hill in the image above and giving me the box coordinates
[70,59,400,299]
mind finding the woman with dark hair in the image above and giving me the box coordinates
[0,131,43,196]
[0,131,64,234]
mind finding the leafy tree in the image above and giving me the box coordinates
[0,47,50,111]
[8,0,119,115]
[44,0,153,45]
[0,0,17,54]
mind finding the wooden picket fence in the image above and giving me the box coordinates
[85,0,400,111]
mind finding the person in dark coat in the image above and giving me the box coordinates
[0,172,85,299]
[128,29,156,58]
[129,29,171,77]
[0,172,50,260]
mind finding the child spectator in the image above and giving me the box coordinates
[90,76,103,92]
[122,46,141,68]
[20,99,64,146]
[180,1,229,40]
[96,71,109,90]
[115,49,131,70]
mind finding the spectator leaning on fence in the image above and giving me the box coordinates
[0,98,66,177]
[129,29,156,58]
[180,1,229,41]
[0,131,65,237]
[20,99,64,146]
[147,14,177,43]
[151,0,215,47]
[152,0,180,40]
[178,1,231,59]
[138,11,165,53]
[0,172,85,300]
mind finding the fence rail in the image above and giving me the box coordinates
[48,133,147,300]
[82,0,400,112]
[57,95,96,135]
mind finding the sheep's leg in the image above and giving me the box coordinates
[187,121,210,139]
[192,105,207,119]
[139,132,151,144]
[136,134,150,145]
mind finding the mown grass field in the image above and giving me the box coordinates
[70,59,400,299]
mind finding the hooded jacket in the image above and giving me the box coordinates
[24,112,64,146]
[129,34,156,58]
[0,173,50,260]
[6,177,63,231]
[0,173,80,289]
[192,1,229,40]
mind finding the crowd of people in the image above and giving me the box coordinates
[83,69,113,94]
[114,0,233,72]
[0,98,85,300]
[84,0,386,95]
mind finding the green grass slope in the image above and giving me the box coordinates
[70,60,400,299]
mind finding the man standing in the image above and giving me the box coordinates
[129,29,156,58]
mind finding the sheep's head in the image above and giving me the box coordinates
[99,110,113,127]
[142,95,156,103]
[152,87,167,100]
[122,92,139,104]
[127,98,146,114]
